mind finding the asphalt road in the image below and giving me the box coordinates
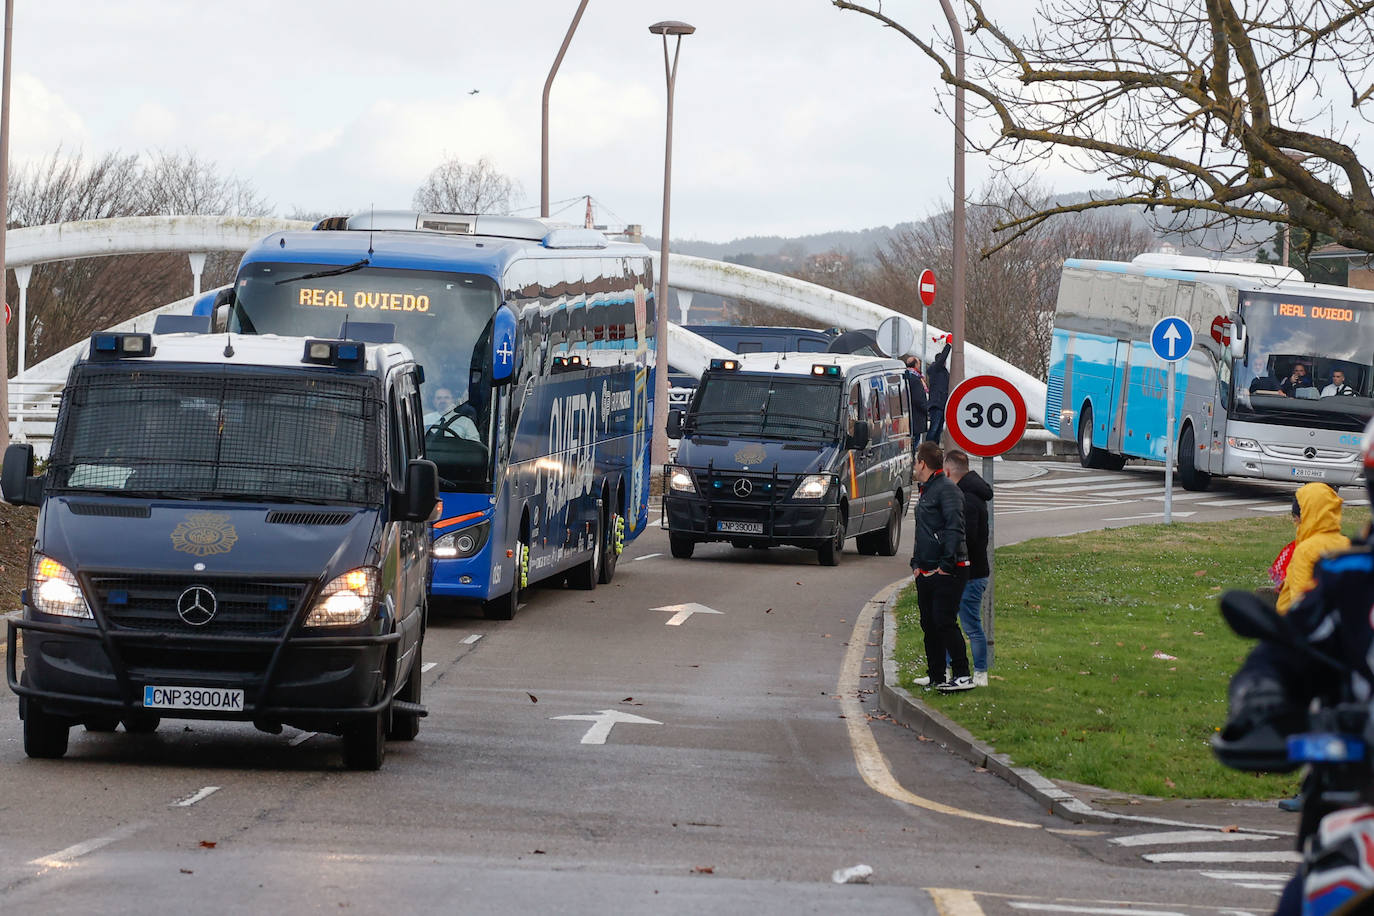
[0,460,1334,914]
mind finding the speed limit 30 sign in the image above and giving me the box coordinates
[946,375,1028,458]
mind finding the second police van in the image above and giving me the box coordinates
[663,353,913,565]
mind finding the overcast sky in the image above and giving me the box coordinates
[14,1,1096,241]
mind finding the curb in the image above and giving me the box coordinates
[874,582,1280,830]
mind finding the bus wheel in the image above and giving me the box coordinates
[1077,407,1101,468]
[484,539,526,620]
[669,533,695,559]
[342,709,386,771]
[598,506,621,585]
[1178,425,1212,491]
[818,515,846,567]
[568,514,602,590]
[23,699,70,759]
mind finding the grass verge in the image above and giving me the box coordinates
[893,510,1369,799]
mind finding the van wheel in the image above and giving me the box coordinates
[24,699,70,759]
[567,514,601,590]
[484,538,527,620]
[387,642,422,742]
[123,714,160,734]
[876,501,903,557]
[818,516,845,567]
[84,715,121,733]
[597,506,621,585]
[669,533,695,559]
[1178,425,1212,491]
[342,709,386,771]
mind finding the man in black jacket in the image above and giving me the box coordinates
[910,440,973,691]
[945,449,992,686]
[925,338,952,443]
[903,356,929,443]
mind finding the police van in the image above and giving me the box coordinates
[663,353,913,565]
[2,317,438,770]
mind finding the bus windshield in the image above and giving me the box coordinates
[689,375,842,440]
[232,262,501,490]
[1234,292,1374,427]
[48,367,386,505]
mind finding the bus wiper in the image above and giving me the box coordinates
[273,258,370,286]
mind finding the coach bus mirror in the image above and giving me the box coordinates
[1229,325,1246,360]
[848,421,870,451]
[212,287,235,333]
[1,443,39,506]
[491,307,518,386]
[666,410,683,439]
[397,459,440,522]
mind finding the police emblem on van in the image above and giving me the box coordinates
[171,513,239,557]
[734,445,768,465]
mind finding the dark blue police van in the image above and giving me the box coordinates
[663,353,913,565]
[2,319,438,769]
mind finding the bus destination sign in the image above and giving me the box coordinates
[298,288,432,312]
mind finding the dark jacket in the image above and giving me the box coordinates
[956,470,993,579]
[927,343,952,406]
[910,470,967,574]
[905,369,929,436]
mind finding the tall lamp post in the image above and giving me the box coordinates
[937,0,966,391]
[649,19,694,468]
[541,0,591,218]
[0,0,14,449]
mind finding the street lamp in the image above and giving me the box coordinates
[936,0,966,392]
[541,0,591,218]
[649,19,695,468]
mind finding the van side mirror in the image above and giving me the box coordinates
[1,443,42,506]
[666,409,683,439]
[848,421,870,451]
[397,459,440,523]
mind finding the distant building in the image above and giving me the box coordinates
[1308,243,1369,289]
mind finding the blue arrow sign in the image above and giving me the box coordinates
[1150,316,1193,363]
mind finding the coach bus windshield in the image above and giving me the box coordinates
[1233,291,1374,428]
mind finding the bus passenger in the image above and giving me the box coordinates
[1278,361,1311,397]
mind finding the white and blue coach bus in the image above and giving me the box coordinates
[1047,253,1374,490]
[198,212,656,619]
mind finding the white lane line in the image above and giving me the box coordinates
[1199,870,1295,880]
[1102,511,1197,521]
[1138,491,1211,501]
[633,553,663,561]
[1110,829,1277,847]
[1009,905,1185,916]
[29,821,149,869]
[1237,883,1288,890]
[1196,499,1269,507]
[999,474,1128,489]
[289,731,317,746]
[1143,850,1301,863]
[1252,504,1295,512]
[170,786,221,808]
[1033,480,1168,495]
[421,662,437,673]
[461,634,483,645]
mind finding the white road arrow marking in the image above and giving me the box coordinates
[1163,321,1182,358]
[552,709,663,745]
[652,602,724,626]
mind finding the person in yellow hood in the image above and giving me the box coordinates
[1277,482,1350,614]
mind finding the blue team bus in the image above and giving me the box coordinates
[197,211,656,618]
[1048,253,1374,490]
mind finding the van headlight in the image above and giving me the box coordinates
[305,567,378,627]
[433,522,489,559]
[668,467,696,493]
[793,474,831,499]
[30,554,92,618]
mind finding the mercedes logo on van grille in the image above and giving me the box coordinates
[177,585,217,627]
[733,478,754,498]
[1304,446,1318,460]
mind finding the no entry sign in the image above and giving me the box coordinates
[946,375,1028,458]
[918,269,936,308]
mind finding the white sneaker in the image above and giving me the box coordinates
[937,676,975,693]
[914,675,932,687]
[972,671,988,687]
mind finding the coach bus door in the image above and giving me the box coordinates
[1108,340,1131,454]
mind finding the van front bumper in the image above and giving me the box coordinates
[662,493,840,546]
[7,613,399,730]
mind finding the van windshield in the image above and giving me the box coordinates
[689,375,842,440]
[48,366,386,505]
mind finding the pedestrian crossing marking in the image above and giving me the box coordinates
[1110,829,1278,847]
[1143,850,1301,863]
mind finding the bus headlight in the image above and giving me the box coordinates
[433,522,490,559]
[30,554,92,618]
[305,567,378,627]
[668,467,696,493]
[1227,437,1260,451]
[793,474,831,499]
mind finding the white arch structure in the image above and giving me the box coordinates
[6,215,1047,448]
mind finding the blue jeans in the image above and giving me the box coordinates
[958,576,989,672]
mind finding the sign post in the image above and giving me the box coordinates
[1149,316,1194,524]
[946,375,1028,670]
[917,268,936,363]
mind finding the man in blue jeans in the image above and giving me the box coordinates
[944,449,992,686]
